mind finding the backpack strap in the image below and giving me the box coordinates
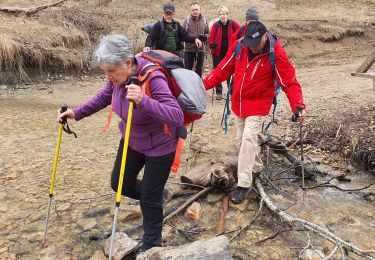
[138,63,173,137]
[185,16,190,31]
[264,33,281,140]
[237,25,245,40]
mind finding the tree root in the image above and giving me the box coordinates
[255,175,375,260]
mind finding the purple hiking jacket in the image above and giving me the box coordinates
[73,56,184,156]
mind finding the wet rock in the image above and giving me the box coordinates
[269,194,284,203]
[9,240,30,256]
[0,252,16,260]
[186,202,202,220]
[300,248,325,260]
[104,232,138,260]
[206,193,221,204]
[136,235,232,260]
[90,250,107,260]
[110,204,142,221]
[84,208,110,218]
[77,219,98,232]
[0,247,9,254]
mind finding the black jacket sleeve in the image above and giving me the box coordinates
[177,22,196,43]
[145,21,162,47]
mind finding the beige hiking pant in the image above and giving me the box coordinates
[236,116,264,188]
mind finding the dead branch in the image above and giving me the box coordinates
[255,176,375,260]
[229,199,264,241]
[305,183,373,192]
[216,194,230,235]
[166,220,200,235]
[255,228,293,244]
[163,187,213,224]
[167,181,206,189]
[0,0,67,15]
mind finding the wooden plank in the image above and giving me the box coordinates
[356,50,375,73]
[351,72,375,79]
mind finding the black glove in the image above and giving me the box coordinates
[209,41,218,49]
[198,34,208,42]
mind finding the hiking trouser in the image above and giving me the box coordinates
[236,116,264,188]
[184,51,205,78]
[212,53,230,96]
[111,139,175,251]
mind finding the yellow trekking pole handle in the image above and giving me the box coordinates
[109,78,137,259]
[49,124,63,195]
[115,101,134,203]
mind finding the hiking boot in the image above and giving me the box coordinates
[230,186,250,204]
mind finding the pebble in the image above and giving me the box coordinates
[269,194,284,203]
[0,252,16,260]
[186,202,202,220]
[300,248,325,259]
[0,85,8,90]
[111,204,142,221]
[77,219,98,232]
[90,250,107,260]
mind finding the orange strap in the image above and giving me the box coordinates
[102,106,114,133]
[171,137,184,173]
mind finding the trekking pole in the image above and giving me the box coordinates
[108,77,137,259]
[292,106,305,189]
[42,104,68,246]
[202,41,214,105]
[184,122,194,175]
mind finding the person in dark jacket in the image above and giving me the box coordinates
[182,2,209,78]
[208,6,239,99]
[60,35,183,252]
[144,3,202,55]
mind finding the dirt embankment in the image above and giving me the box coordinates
[0,0,375,259]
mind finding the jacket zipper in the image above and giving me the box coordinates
[239,52,270,116]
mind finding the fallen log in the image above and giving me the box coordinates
[180,157,238,190]
[136,235,232,260]
[254,175,375,260]
[0,0,67,15]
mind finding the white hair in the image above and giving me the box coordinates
[92,35,134,67]
[218,6,229,15]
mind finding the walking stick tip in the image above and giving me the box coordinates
[41,238,48,247]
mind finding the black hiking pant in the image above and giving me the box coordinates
[212,53,231,96]
[184,51,205,78]
[111,139,175,251]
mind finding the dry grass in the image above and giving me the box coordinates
[0,0,374,84]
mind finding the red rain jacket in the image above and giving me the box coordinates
[203,37,305,117]
[208,19,239,56]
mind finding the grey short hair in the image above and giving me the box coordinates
[92,35,134,67]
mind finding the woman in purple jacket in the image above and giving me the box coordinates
[59,35,184,252]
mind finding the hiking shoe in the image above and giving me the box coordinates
[230,186,250,204]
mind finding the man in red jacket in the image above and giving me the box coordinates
[203,21,306,203]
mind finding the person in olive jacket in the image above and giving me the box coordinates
[144,3,202,56]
